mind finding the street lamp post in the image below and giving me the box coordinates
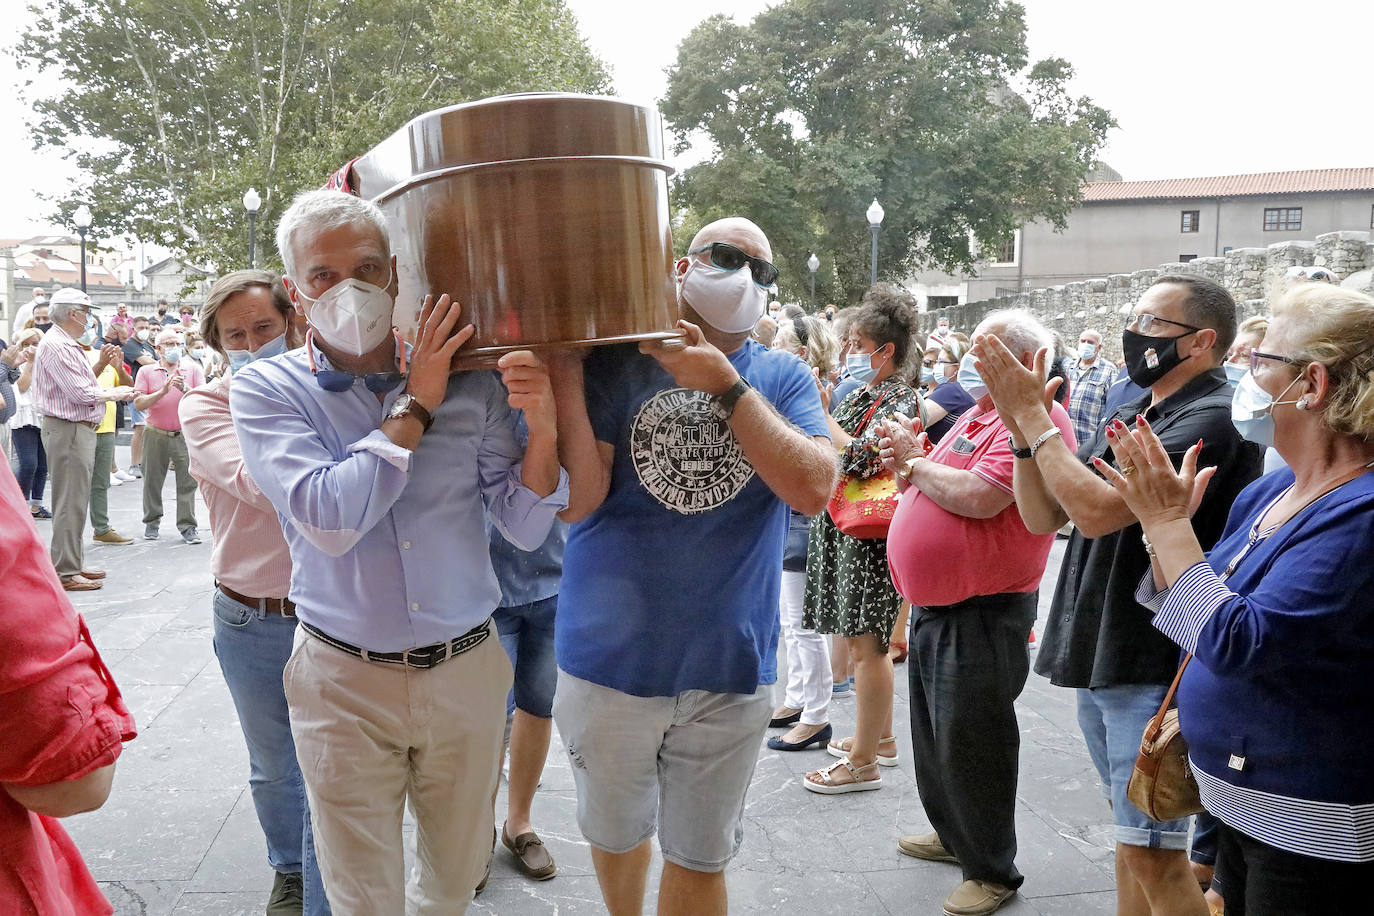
[73,205,92,293]
[866,199,884,287]
[243,188,262,268]
[807,252,820,308]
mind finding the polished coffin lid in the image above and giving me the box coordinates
[349,92,681,365]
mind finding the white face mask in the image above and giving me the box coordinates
[137,329,151,342]
[957,351,988,399]
[1231,369,1302,449]
[678,258,769,334]
[295,273,395,356]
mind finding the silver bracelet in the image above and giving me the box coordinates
[1028,426,1062,458]
[1141,532,1157,559]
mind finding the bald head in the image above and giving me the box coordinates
[690,217,772,262]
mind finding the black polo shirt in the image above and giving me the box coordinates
[1035,367,1263,689]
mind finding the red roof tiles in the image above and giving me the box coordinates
[1082,168,1374,202]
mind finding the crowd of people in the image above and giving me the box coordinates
[3,193,1372,916]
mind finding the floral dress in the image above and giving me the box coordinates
[802,377,917,649]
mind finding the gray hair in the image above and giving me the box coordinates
[48,300,80,323]
[977,308,1053,359]
[275,190,391,281]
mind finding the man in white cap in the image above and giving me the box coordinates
[30,288,136,590]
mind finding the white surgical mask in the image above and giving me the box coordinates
[226,331,289,373]
[678,258,769,334]
[295,273,395,356]
[137,329,150,342]
[957,352,988,399]
[1231,369,1302,449]
[1079,342,1097,361]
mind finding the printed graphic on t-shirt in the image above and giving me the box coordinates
[630,387,755,515]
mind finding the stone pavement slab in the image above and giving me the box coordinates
[37,444,1122,914]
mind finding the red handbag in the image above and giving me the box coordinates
[825,394,900,539]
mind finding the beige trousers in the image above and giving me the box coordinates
[40,416,96,578]
[283,625,512,915]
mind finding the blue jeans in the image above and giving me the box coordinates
[212,591,330,915]
[12,424,46,503]
[494,595,559,718]
[1077,685,1192,849]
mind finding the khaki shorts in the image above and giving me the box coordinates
[552,670,771,872]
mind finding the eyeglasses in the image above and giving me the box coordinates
[306,328,408,393]
[1127,312,1202,336]
[688,242,779,287]
[1248,348,1301,375]
[922,360,935,368]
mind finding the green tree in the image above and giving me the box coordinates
[18,0,611,274]
[662,0,1115,307]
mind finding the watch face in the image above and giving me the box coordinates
[389,394,412,418]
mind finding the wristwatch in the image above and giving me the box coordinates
[1008,435,1033,460]
[710,378,753,420]
[388,393,434,431]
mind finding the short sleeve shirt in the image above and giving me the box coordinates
[557,341,830,697]
[1035,368,1264,688]
[135,361,204,431]
[888,402,1076,608]
[925,381,976,444]
[0,464,137,915]
[122,339,156,381]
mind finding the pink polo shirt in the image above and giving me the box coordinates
[179,374,293,598]
[887,401,1077,608]
[135,361,204,432]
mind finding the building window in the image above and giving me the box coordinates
[1179,254,1197,263]
[927,295,959,310]
[1263,207,1302,231]
[1181,210,1200,233]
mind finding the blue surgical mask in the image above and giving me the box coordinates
[1079,342,1097,361]
[1223,362,1247,388]
[226,331,289,373]
[162,347,182,365]
[190,347,204,361]
[845,347,887,385]
[957,352,988,399]
[920,366,936,386]
[78,315,98,347]
[1231,369,1302,448]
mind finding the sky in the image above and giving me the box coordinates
[3,0,1371,240]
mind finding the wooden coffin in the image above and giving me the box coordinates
[349,92,681,366]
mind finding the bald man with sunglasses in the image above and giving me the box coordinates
[550,218,836,916]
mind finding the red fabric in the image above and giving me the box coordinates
[887,401,1077,608]
[0,463,137,916]
[323,157,361,195]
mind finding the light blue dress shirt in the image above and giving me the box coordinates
[230,343,569,653]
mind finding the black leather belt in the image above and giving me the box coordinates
[300,619,490,670]
[217,583,295,616]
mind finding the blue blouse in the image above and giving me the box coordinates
[1139,467,1374,861]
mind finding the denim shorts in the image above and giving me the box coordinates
[1077,684,1192,849]
[493,595,558,718]
[129,401,146,426]
[552,671,771,872]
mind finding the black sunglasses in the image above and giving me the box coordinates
[688,242,779,288]
[307,328,407,393]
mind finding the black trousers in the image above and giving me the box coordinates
[1216,821,1374,915]
[908,591,1037,890]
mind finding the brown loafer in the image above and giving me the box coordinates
[79,568,107,579]
[61,574,103,591]
[502,824,556,880]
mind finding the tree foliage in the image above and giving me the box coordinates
[18,0,612,272]
[662,0,1115,306]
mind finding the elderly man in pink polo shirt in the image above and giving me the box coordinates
[134,327,205,544]
[878,309,1076,916]
[30,288,136,591]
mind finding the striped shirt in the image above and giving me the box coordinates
[1137,467,1374,862]
[31,325,105,425]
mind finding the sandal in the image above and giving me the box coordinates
[803,759,882,794]
[827,734,899,766]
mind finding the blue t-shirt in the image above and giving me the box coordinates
[487,404,567,608]
[558,340,831,697]
[925,380,975,444]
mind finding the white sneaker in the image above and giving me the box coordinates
[114,470,136,482]
[109,475,123,486]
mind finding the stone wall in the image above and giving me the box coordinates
[918,231,1374,361]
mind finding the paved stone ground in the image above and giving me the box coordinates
[43,441,1121,915]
